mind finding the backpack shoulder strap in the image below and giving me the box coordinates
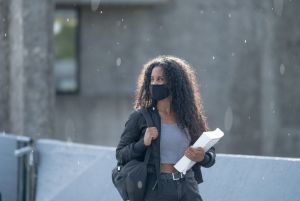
[139,108,154,163]
[140,108,154,127]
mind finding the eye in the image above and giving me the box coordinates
[158,77,165,82]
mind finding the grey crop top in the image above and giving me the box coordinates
[160,123,191,164]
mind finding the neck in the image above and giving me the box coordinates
[157,96,172,114]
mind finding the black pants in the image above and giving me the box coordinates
[144,170,203,201]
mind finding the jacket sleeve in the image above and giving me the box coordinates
[198,147,216,168]
[116,110,147,165]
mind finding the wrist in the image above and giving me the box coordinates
[199,153,210,163]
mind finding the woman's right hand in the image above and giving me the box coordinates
[144,127,158,146]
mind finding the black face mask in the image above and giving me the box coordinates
[150,84,170,100]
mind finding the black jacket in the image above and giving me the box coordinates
[116,106,216,184]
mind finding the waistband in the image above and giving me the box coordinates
[159,169,194,181]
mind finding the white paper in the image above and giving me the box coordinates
[174,128,224,173]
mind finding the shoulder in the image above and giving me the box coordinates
[128,109,142,120]
[128,107,152,119]
[125,109,145,126]
[128,108,152,126]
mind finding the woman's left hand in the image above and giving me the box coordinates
[185,147,205,162]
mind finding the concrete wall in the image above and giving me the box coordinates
[0,0,55,139]
[273,1,300,156]
[34,139,300,201]
[53,0,300,157]
[54,96,132,145]
[0,0,9,132]
[1,0,300,157]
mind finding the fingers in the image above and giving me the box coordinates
[147,127,158,140]
[144,127,158,146]
[185,147,197,159]
[190,147,204,153]
[185,147,205,161]
[195,147,205,153]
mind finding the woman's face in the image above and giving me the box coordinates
[151,66,166,85]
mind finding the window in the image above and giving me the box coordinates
[53,8,79,94]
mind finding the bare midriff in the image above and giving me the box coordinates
[160,164,177,173]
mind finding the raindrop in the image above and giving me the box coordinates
[248,115,251,120]
[123,25,127,29]
[137,181,143,189]
[273,0,284,16]
[65,119,76,144]
[77,161,80,166]
[287,133,291,136]
[262,176,265,180]
[231,52,235,57]
[116,42,120,45]
[270,101,275,110]
[121,18,124,22]
[116,57,122,66]
[279,64,285,75]
[244,39,247,43]
[66,137,73,145]
[212,56,216,60]
[4,33,7,37]
[224,107,233,131]
[90,0,101,11]
[200,10,204,14]
[228,13,232,18]
[100,10,103,14]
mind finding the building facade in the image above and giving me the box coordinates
[0,0,299,157]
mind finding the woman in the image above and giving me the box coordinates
[116,55,216,201]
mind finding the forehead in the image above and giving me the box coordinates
[151,66,165,77]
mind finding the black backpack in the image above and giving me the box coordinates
[112,108,154,201]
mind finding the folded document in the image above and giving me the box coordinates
[174,128,224,173]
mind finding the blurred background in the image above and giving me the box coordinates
[0,0,299,157]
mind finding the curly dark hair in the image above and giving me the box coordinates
[134,55,209,142]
